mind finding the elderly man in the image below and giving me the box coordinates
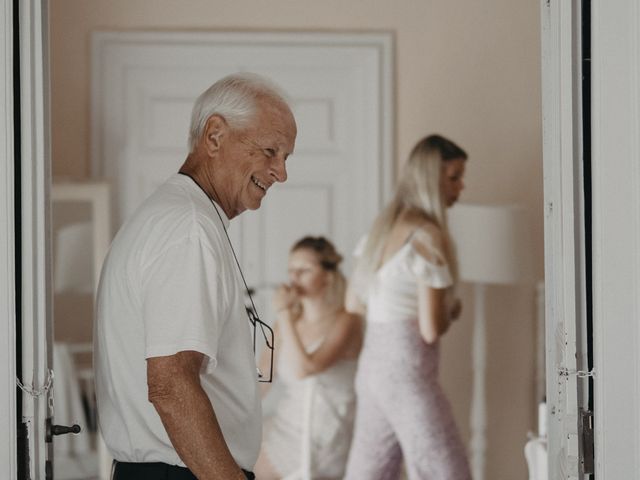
[94,73,297,480]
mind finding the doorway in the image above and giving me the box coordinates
[55,30,393,479]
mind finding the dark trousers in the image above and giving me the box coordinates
[112,461,255,479]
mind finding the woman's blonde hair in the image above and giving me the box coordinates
[355,134,467,288]
[291,236,346,310]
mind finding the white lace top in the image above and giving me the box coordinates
[354,231,454,324]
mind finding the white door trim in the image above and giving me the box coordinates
[0,0,17,477]
[18,0,52,478]
[90,30,395,206]
[541,1,585,478]
[591,0,640,476]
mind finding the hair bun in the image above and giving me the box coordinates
[292,236,343,271]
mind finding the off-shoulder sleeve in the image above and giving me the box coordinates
[408,251,453,288]
[408,229,454,288]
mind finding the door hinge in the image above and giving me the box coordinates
[557,367,595,378]
[46,459,53,480]
[579,409,594,475]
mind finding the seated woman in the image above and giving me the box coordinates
[254,236,363,480]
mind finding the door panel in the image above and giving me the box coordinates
[92,31,394,327]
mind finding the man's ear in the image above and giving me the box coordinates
[202,115,227,156]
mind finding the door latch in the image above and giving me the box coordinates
[579,409,594,475]
[45,417,81,443]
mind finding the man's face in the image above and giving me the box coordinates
[219,100,297,217]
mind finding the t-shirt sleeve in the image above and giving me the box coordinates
[141,234,227,369]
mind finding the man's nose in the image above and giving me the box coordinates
[270,155,288,183]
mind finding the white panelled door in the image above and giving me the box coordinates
[91,31,393,324]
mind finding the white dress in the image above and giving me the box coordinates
[263,337,357,479]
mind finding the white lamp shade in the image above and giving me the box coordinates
[448,203,534,285]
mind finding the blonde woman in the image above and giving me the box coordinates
[255,236,363,480]
[344,135,472,480]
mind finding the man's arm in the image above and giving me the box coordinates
[147,350,246,480]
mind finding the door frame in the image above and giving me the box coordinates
[10,0,52,479]
[543,0,640,477]
[0,0,18,477]
[541,1,591,478]
[7,2,637,478]
[591,0,640,476]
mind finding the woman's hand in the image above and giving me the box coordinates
[272,284,300,314]
[449,298,462,321]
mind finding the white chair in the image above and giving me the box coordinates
[53,342,99,479]
[525,402,548,480]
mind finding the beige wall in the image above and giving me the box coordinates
[50,1,542,478]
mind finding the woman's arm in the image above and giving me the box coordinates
[279,310,361,378]
[416,281,451,344]
[345,277,366,316]
[411,225,457,344]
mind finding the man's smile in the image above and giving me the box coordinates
[251,175,267,192]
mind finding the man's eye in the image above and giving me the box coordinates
[264,148,276,158]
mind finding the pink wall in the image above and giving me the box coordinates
[50,1,542,478]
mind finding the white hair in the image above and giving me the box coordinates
[188,72,291,152]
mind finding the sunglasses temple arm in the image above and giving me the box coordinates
[256,319,274,383]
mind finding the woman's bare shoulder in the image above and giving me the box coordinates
[398,211,442,238]
[424,220,446,236]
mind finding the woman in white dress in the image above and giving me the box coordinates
[344,134,472,480]
[254,236,363,480]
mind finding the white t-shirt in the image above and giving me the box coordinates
[94,173,261,470]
